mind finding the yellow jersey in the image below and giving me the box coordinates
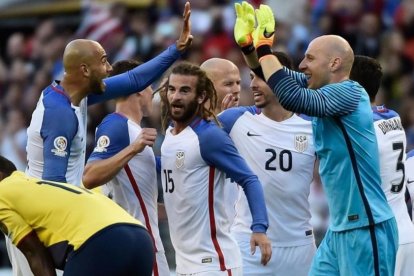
[0,172,142,252]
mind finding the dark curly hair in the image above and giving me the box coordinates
[160,62,219,130]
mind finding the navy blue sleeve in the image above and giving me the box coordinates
[197,123,269,233]
[87,44,181,105]
[267,69,361,117]
[87,114,130,162]
[40,105,78,182]
[155,156,161,174]
[218,106,257,134]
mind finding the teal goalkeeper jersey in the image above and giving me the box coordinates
[268,69,394,231]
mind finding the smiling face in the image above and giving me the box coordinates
[298,38,332,89]
[250,71,276,108]
[167,73,202,124]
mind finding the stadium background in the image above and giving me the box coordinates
[0,0,413,273]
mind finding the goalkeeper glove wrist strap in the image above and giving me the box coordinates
[257,45,272,61]
[241,44,255,55]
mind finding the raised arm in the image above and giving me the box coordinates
[87,2,193,105]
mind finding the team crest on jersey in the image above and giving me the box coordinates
[94,135,110,153]
[175,150,185,168]
[294,134,308,152]
[51,136,68,157]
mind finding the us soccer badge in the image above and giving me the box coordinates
[175,150,185,168]
[294,134,308,152]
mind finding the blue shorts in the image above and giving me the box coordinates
[309,218,398,276]
[64,224,154,276]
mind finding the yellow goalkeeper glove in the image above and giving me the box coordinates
[252,4,275,48]
[234,1,255,48]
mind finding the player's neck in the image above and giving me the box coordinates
[60,77,88,106]
[262,103,293,122]
[115,105,143,125]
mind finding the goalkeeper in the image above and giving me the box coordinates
[234,2,397,276]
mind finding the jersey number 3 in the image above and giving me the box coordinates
[391,142,405,193]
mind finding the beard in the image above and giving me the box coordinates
[169,98,200,123]
[90,74,105,95]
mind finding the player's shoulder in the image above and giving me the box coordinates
[372,105,400,122]
[191,118,229,140]
[218,105,260,133]
[42,82,72,109]
[96,113,129,137]
[407,149,414,159]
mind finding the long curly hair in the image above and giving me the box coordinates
[159,62,219,130]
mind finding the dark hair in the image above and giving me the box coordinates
[273,51,294,70]
[0,156,17,178]
[109,59,143,77]
[160,62,218,130]
[350,55,382,102]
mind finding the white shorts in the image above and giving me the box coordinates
[395,242,414,276]
[238,239,316,276]
[176,267,242,276]
[6,236,34,276]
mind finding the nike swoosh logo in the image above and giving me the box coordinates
[247,131,261,137]
[408,179,414,184]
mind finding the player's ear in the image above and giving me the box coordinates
[329,57,341,72]
[198,91,206,104]
[80,63,90,77]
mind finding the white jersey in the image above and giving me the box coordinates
[219,107,315,246]
[406,150,414,221]
[161,118,269,274]
[372,106,414,244]
[26,81,87,185]
[88,113,167,275]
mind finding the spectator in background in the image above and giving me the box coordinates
[0,108,27,171]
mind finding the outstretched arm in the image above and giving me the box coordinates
[87,2,193,105]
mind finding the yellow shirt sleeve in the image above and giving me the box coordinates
[0,210,33,246]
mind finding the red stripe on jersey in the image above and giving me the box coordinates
[124,164,159,276]
[208,166,227,271]
[227,269,233,276]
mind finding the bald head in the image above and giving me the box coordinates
[63,39,105,71]
[200,58,241,112]
[200,58,239,81]
[313,35,354,74]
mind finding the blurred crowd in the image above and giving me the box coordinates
[0,0,413,269]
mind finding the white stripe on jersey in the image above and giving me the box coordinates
[230,113,315,247]
[161,126,241,274]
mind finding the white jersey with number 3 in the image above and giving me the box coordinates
[372,106,414,245]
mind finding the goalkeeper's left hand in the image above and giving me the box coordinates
[252,4,275,48]
[234,1,255,47]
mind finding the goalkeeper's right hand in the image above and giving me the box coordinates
[234,1,255,48]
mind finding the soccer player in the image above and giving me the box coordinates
[233,2,397,275]
[0,155,154,276]
[219,51,316,275]
[159,62,271,275]
[14,2,192,275]
[82,60,169,276]
[406,150,414,220]
[200,58,241,113]
[350,55,414,276]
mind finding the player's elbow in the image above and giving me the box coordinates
[82,165,101,189]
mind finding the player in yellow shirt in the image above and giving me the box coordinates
[0,155,154,275]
